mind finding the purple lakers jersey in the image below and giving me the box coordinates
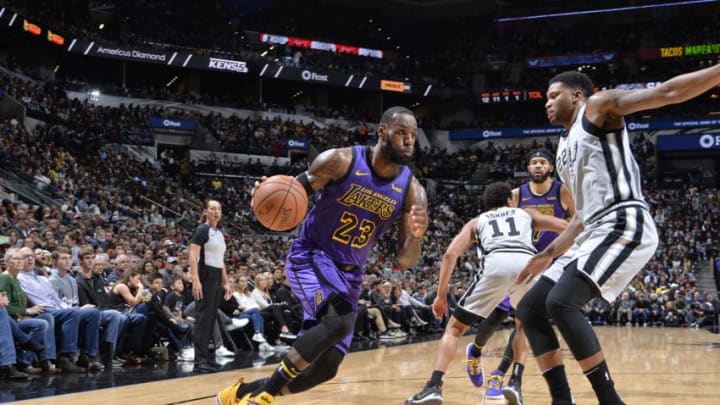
[518,180,568,251]
[297,145,412,266]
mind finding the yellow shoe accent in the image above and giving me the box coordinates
[215,377,244,405]
[465,358,482,376]
[245,391,274,405]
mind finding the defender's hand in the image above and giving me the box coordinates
[516,252,553,285]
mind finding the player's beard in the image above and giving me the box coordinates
[383,141,410,164]
[531,172,550,184]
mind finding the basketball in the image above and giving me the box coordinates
[251,175,309,231]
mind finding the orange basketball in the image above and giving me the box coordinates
[251,175,309,231]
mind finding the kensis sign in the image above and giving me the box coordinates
[208,58,248,73]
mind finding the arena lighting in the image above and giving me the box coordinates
[495,0,719,22]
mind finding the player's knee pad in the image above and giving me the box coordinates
[311,348,344,383]
[516,277,552,326]
[474,307,508,344]
[287,349,345,394]
[545,262,595,323]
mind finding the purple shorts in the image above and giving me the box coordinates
[285,242,363,354]
[497,296,513,312]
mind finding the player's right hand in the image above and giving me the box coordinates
[516,252,553,284]
[432,295,448,320]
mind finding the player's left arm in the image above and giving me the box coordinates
[585,63,720,129]
[559,184,576,218]
[525,208,568,234]
[510,187,520,208]
[396,177,428,270]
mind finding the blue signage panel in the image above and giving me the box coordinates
[450,126,564,140]
[148,117,197,131]
[627,118,720,131]
[656,134,720,151]
[527,52,616,68]
[451,118,720,141]
[286,138,309,150]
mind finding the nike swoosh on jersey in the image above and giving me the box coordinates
[355,170,370,176]
[522,197,531,201]
[391,184,402,193]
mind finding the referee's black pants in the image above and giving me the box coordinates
[193,266,223,364]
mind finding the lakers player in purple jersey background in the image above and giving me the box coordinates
[217,106,428,405]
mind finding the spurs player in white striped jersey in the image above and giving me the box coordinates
[516,64,720,405]
[407,182,567,405]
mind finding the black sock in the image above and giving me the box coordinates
[237,378,267,399]
[509,363,524,385]
[259,357,302,396]
[470,342,482,357]
[428,370,444,387]
[542,365,572,402]
[585,360,624,405]
[497,355,512,374]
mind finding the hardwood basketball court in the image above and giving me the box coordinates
[14,327,720,405]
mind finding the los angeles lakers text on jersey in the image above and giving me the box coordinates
[521,204,555,216]
[337,184,399,220]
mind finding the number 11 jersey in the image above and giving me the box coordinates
[475,207,536,258]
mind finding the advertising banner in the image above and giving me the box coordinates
[639,43,720,59]
[451,118,720,141]
[527,52,615,68]
[657,134,720,151]
[286,138,309,150]
[626,118,720,131]
[148,117,197,131]
[380,80,411,93]
[259,32,383,59]
[450,126,564,140]
[258,64,383,90]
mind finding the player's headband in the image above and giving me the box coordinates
[527,150,554,165]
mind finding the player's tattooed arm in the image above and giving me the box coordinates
[397,177,428,270]
[300,147,353,193]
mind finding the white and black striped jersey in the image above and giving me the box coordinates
[475,207,536,258]
[555,105,648,226]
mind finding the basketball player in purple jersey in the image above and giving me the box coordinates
[216,106,428,405]
[470,149,574,405]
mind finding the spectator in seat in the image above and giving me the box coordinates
[163,277,195,356]
[632,291,651,327]
[647,293,663,327]
[0,291,29,379]
[587,298,609,326]
[0,248,58,374]
[146,273,193,359]
[75,247,147,366]
[252,273,295,342]
[107,253,130,284]
[615,291,634,326]
[662,300,682,327]
[273,271,302,334]
[233,275,273,351]
[16,247,102,372]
